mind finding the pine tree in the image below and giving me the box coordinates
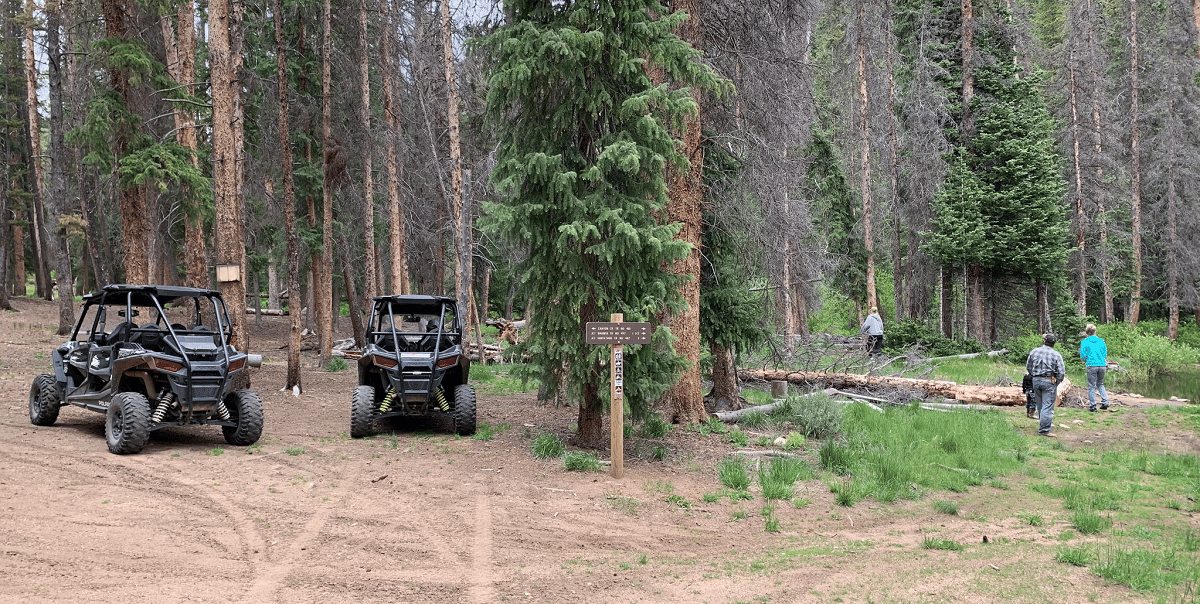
[475,0,722,447]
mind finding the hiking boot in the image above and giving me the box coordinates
[1088,407,1097,412]
[1042,432,1057,438]
[1100,404,1109,410]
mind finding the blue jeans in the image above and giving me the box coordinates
[1087,366,1110,410]
[1032,376,1058,434]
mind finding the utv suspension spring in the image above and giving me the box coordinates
[214,398,232,421]
[380,388,397,413]
[151,391,178,423]
[433,388,449,412]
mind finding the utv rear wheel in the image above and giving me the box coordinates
[106,392,151,454]
[222,390,264,446]
[453,384,477,436]
[29,374,61,426]
[351,385,375,438]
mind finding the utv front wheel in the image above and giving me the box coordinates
[29,374,61,426]
[106,392,151,454]
[222,390,264,446]
[453,384,477,436]
[351,385,375,439]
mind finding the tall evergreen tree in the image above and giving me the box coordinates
[476,0,722,447]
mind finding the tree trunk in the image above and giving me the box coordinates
[23,0,50,299]
[940,266,953,338]
[339,236,366,347]
[382,0,409,295]
[856,0,877,312]
[575,363,606,450]
[211,0,248,349]
[1128,0,1143,326]
[46,0,75,334]
[659,0,706,426]
[163,1,206,289]
[358,0,378,303]
[709,342,739,413]
[440,0,468,312]
[319,0,334,364]
[1068,60,1087,316]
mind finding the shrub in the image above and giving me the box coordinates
[790,393,843,439]
[888,319,984,357]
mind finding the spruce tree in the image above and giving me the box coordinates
[475,0,722,447]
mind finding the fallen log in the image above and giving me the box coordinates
[737,368,1070,407]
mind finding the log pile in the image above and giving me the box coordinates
[737,368,1071,407]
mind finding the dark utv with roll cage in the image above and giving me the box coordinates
[29,284,264,454]
[352,295,476,437]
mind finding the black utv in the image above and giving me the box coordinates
[352,295,476,437]
[29,284,264,454]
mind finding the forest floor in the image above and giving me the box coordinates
[0,295,1195,604]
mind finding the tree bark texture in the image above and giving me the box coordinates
[319,0,334,364]
[1128,0,1143,325]
[358,0,377,303]
[24,0,50,299]
[382,0,409,295]
[46,0,75,334]
[660,0,707,426]
[210,0,248,349]
[855,1,877,312]
[274,0,303,391]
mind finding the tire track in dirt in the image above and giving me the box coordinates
[469,492,495,603]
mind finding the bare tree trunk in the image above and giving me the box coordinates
[163,1,206,289]
[339,236,366,347]
[856,1,877,311]
[357,0,378,303]
[382,0,409,295]
[318,0,334,364]
[659,0,706,426]
[273,0,303,391]
[24,0,50,299]
[1068,59,1087,316]
[46,0,75,333]
[1128,0,1143,325]
[439,0,468,312]
[885,0,902,322]
[211,0,248,349]
[1085,0,1114,323]
[940,267,953,338]
[1036,279,1051,334]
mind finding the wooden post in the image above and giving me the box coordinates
[609,313,624,478]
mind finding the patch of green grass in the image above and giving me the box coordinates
[470,364,538,396]
[206,448,224,456]
[698,416,728,435]
[922,538,964,551]
[759,457,811,501]
[933,500,959,515]
[651,445,669,461]
[665,494,693,509]
[605,494,640,516]
[1020,514,1044,527]
[532,432,564,459]
[325,357,349,372]
[640,414,671,438]
[717,456,751,491]
[563,451,601,472]
[285,446,306,456]
[1056,545,1093,566]
[472,422,510,441]
[1071,509,1111,535]
[727,429,750,447]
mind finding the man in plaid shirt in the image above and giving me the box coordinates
[1025,334,1066,437]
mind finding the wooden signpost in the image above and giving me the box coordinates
[585,314,651,478]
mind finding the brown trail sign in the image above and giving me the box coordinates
[586,316,651,478]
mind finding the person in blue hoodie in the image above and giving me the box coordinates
[1079,323,1111,412]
